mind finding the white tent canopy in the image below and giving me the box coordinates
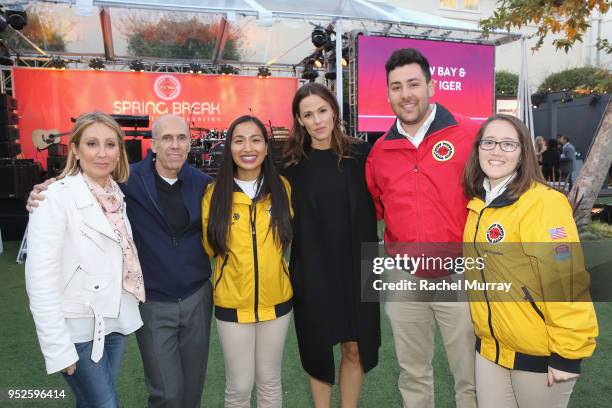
[44,0,520,60]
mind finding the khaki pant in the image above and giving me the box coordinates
[475,353,576,408]
[216,313,291,408]
[384,273,476,408]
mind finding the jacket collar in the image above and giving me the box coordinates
[383,103,458,143]
[467,189,519,212]
[65,172,119,242]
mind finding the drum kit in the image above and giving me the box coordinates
[188,127,227,175]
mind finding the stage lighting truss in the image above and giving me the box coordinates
[257,66,271,78]
[218,64,238,75]
[49,56,67,70]
[0,5,27,32]
[88,58,106,70]
[188,63,203,74]
[129,59,146,72]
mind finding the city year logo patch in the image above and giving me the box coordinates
[154,75,181,101]
[432,140,454,161]
[486,223,505,243]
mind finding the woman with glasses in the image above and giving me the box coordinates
[461,114,598,408]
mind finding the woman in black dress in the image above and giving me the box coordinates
[540,138,561,181]
[283,83,380,408]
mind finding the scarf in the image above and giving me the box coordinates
[83,173,146,302]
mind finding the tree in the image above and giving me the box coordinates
[480,0,611,53]
[539,67,612,95]
[482,0,612,227]
[495,71,519,96]
[120,15,244,60]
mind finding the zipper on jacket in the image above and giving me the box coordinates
[214,254,229,289]
[473,207,500,364]
[413,162,422,242]
[250,204,260,322]
[521,286,545,321]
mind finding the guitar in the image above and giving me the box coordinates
[31,129,71,151]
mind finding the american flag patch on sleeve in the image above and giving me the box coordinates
[549,227,568,240]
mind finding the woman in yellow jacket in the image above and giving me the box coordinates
[202,115,293,408]
[462,114,598,408]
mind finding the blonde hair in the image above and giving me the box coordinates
[58,112,129,183]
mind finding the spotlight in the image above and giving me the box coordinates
[88,58,105,70]
[4,6,27,31]
[129,59,146,72]
[342,47,349,66]
[188,63,203,74]
[257,66,271,78]
[312,50,324,68]
[49,56,67,70]
[311,26,328,48]
[302,64,318,82]
[218,64,238,75]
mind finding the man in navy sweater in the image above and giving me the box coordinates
[28,114,213,408]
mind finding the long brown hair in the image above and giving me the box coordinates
[284,82,357,166]
[463,114,545,200]
[207,115,292,256]
[58,112,129,183]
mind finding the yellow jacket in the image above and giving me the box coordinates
[463,182,598,373]
[202,177,293,323]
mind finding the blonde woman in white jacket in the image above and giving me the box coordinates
[25,112,145,407]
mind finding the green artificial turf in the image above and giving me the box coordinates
[1,240,610,407]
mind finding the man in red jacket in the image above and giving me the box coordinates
[365,48,479,408]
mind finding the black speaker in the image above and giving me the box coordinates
[47,156,66,178]
[0,125,19,141]
[0,159,39,199]
[0,198,29,240]
[0,110,18,125]
[125,139,142,163]
[0,141,21,158]
[0,93,17,111]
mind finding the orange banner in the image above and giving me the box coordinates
[12,67,297,166]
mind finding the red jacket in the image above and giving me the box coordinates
[366,104,480,245]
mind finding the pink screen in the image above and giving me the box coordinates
[357,35,494,132]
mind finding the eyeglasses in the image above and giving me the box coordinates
[478,139,521,152]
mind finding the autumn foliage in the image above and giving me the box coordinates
[480,0,611,53]
[120,15,243,60]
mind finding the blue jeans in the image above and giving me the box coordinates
[62,332,127,408]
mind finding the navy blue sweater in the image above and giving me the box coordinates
[121,152,212,301]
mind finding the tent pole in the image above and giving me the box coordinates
[336,18,343,122]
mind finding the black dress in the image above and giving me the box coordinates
[283,141,380,384]
[541,148,561,181]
